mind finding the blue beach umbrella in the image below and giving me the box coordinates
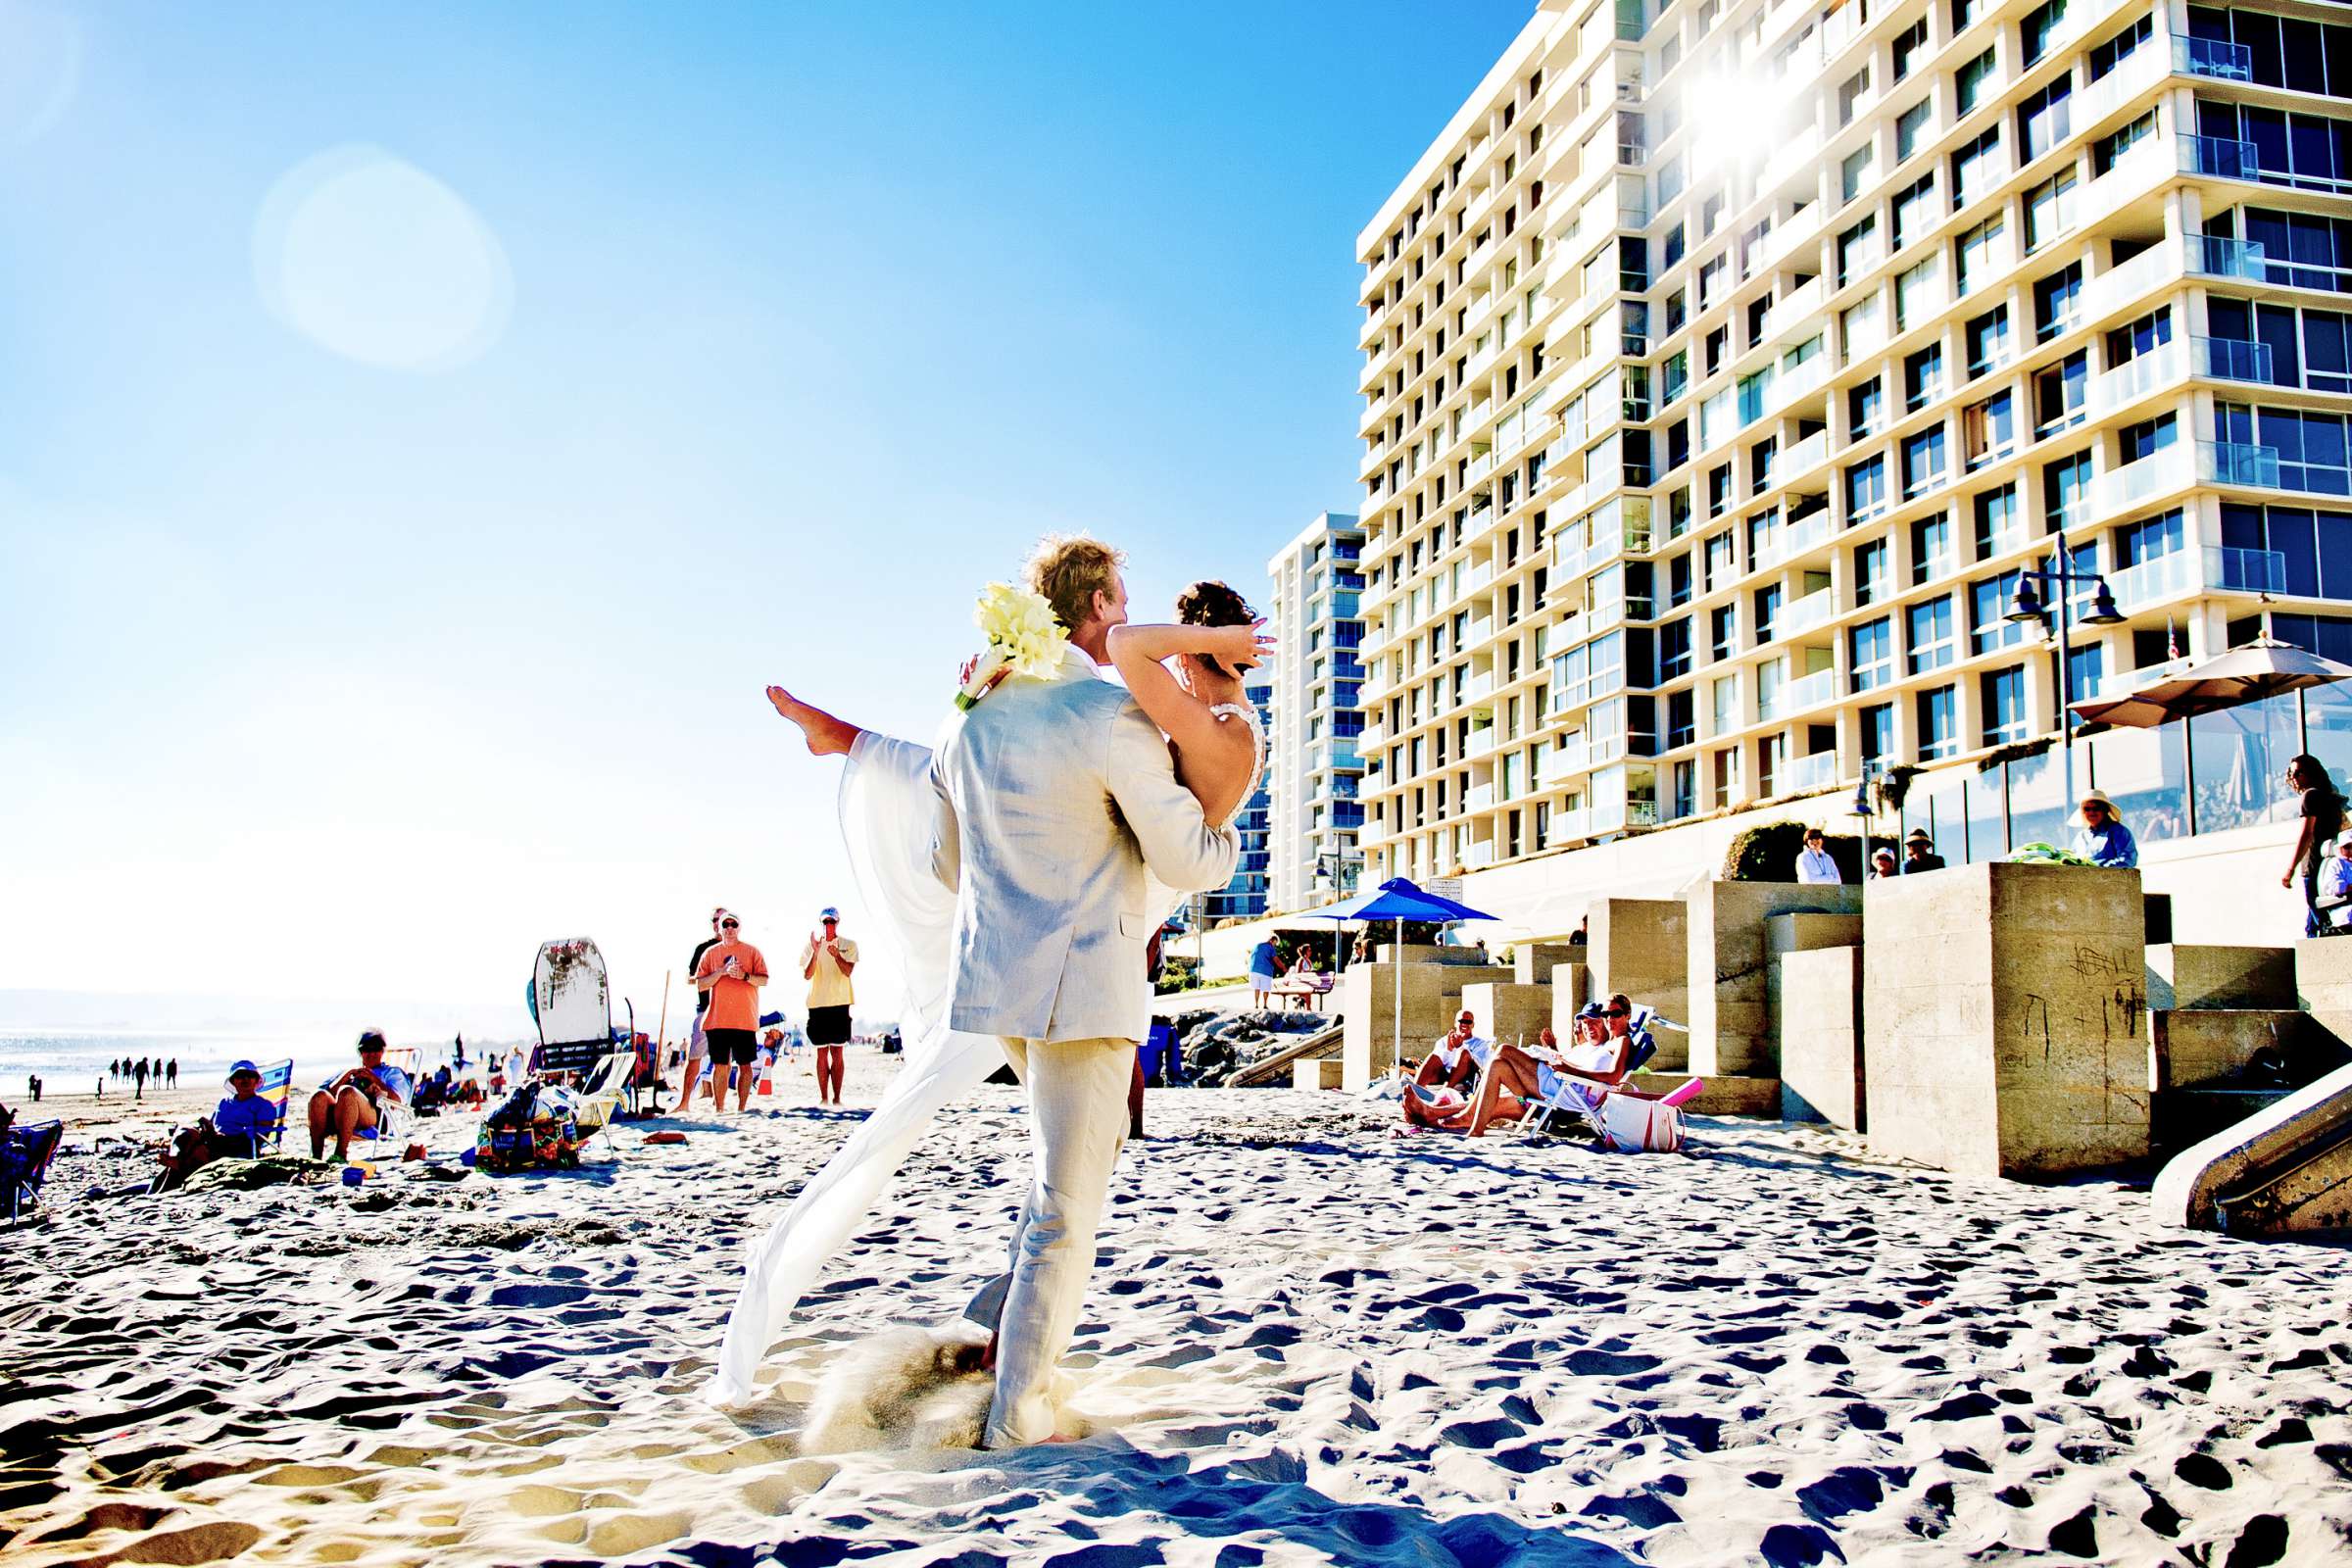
[1315,878,1496,1062]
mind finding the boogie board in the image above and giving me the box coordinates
[531,937,612,1077]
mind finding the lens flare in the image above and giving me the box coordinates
[253,145,514,372]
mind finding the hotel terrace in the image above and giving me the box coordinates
[1352,0,2352,884]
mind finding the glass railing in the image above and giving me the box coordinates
[2181,134,2262,180]
[2091,444,2192,516]
[2091,338,2186,410]
[1780,588,1837,635]
[2214,545,2285,592]
[2186,232,2267,280]
[1785,750,1840,792]
[2200,439,2282,488]
[2175,33,2253,81]
[2194,335,2274,384]
[1785,666,1839,712]
[2109,548,2196,609]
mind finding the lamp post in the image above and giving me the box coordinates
[1314,850,1358,968]
[1850,763,1877,877]
[2003,558,2128,812]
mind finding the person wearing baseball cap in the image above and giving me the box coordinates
[306,1029,412,1162]
[213,1060,280,1156]
[800,907,859,1106]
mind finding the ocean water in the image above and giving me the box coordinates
[0,1028,483,1095]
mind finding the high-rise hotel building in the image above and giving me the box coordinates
[1265,513,1368,911]
[1354,0,2352,885]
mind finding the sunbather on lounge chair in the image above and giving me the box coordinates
[1413,999,1641,1137]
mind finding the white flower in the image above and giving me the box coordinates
[956,582,1068,709]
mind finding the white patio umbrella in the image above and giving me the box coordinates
[2069,637,2352,728]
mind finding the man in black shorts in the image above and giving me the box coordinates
[798,906,858,1105]
[694,914,769,1114]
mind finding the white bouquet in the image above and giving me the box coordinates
[955,582,1068,710]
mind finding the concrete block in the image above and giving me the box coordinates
[1547,964,1593,1036]
[1378,944,1494,966]
[1341,961,1513,1088]
[2144,945,2296,1011]
[2150,1010,2306,1091]
[1292,1058,1345,1090]
[1864,862,2150,1178]
[1460,982,1554,1048]
[1589,899,1688,1068]
[1779,946,1864,1129]
[1690,881,1863,1079]
[1514,942,1584,986]
[2294,938,2352,1044]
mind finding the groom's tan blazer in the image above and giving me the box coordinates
[928,644,1237,1044]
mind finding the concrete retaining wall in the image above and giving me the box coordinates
[2145,945,2296,1012]
[1690,882,1863,1078]
[1779,946,1865,1129]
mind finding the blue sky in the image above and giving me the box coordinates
[0,0,1529,1031]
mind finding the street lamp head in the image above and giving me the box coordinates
[2082,584,2126,626]
[2004,580,2047,623]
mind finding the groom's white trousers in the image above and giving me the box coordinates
[985,1033,1133,1449]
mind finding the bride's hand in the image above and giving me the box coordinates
[1201,620,1277,669]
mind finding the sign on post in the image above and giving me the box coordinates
[1425,876,1465,905]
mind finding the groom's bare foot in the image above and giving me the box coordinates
[765,685,859,757]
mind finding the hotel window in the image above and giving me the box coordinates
[1966,390,2023,469]
[1910,594,1957,673]
[1897,99,1934,162]
[2044,449,2093,528]
[1669,551,1692,607]
[2092,111,2153,176]
[1850,375,1886,439]
[2107,306,2172,365]
[1951,0,1983,31]
[1892,18,1930,81]
[1896,258,1940,329]
[2067,642,2105,704]
[2116,507,2183,566]
[1914,511,1954,582]
[1838,68,1872,127]
[1838,215,1882,285]
[1847,454,1888,519]
[1854,537,1890,605]
[1974,483,2021,558]
[2018,78,2072,162]
[1904,425,1948,497]
[2024,171,2077,253]
[1711,673,1739,733]
[1709,464,1733,516]
[1841,294,1885,362]
[2122,410,2178,463]
[1661,616,1692,679]
[1981,665,2028,745]
[1710,604,1737,660]
[2215,405,2352,495]
[1956,215,2005,296]
[1860,701,1895,765]
[1971,568,2030,654]
[1966,305,2011,375]
[2087,14,2152,78]
[1850,616,1894,691]
[1892,174,1937,251]
[1905,342,1944,411]
[1842,145,1875,204]
[1952,130,2002,211]
[1957,49,1997,114]
[2022,0,2068,66]
[1706,324,1729,374]
[1917,684,1959,759]
[2032,350,2088,432]
[2034,263,2082,341]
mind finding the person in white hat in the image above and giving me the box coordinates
[2071,790,2137,868]
[799,906,858,1105]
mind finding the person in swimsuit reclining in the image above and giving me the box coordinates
[1415,996,1642,1137]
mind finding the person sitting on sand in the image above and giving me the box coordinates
[1412,1011,1484,1093]
[307,1029,412,1162]
[1415,998,1641,1137]
[213,1060,282,1156]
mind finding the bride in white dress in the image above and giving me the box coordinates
[704,580,1268,1408]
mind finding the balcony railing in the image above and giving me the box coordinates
[2089,338,2185,412]
[2186,232,2267,281]
[2194,335,2274,384]
[1469,723,1497,758]
[1786,665,1839,713]
[2214,545,2285,592]
[2181,133,2262,181]
[1780,587,1836,637]
[2175,33,2253,81]
[1784,750,1840,793]
[2072,36,2168,126]
[2082,242,2180,321]
[2203,439,2281,488]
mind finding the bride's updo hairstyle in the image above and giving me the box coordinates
[1176,580,1253,677]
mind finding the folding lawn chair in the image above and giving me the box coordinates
[245,1058,295,1156]
[2,1119,65,1225]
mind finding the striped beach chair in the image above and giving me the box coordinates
[248,1058,295,1155]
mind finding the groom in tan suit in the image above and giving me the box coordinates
[928,533,1238,1448]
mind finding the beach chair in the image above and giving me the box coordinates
[244,1058,295,1156]
[2,1119,65,1225]
[569,1047,637,1155]
[1519,1008,1680,1139]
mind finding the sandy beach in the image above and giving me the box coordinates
[5,1054,2351,1567]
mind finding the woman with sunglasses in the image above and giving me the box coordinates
[2283,755,2346,936]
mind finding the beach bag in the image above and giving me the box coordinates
[1595,1093,1685,1153]
[475,1083,582,1172]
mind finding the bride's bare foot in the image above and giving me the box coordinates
[765,685,859,757]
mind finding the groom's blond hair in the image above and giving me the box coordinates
[1025,533,1125,632]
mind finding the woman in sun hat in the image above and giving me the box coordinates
[2071,790,2138,868]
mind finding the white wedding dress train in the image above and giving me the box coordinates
[704,731,1006,1409]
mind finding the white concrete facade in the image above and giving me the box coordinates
[1352,0,2352,887]
[1265,512,1368,912]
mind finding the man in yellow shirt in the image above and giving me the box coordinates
[798,906,858,1105]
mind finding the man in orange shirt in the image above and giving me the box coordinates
[693,913,769,1114]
